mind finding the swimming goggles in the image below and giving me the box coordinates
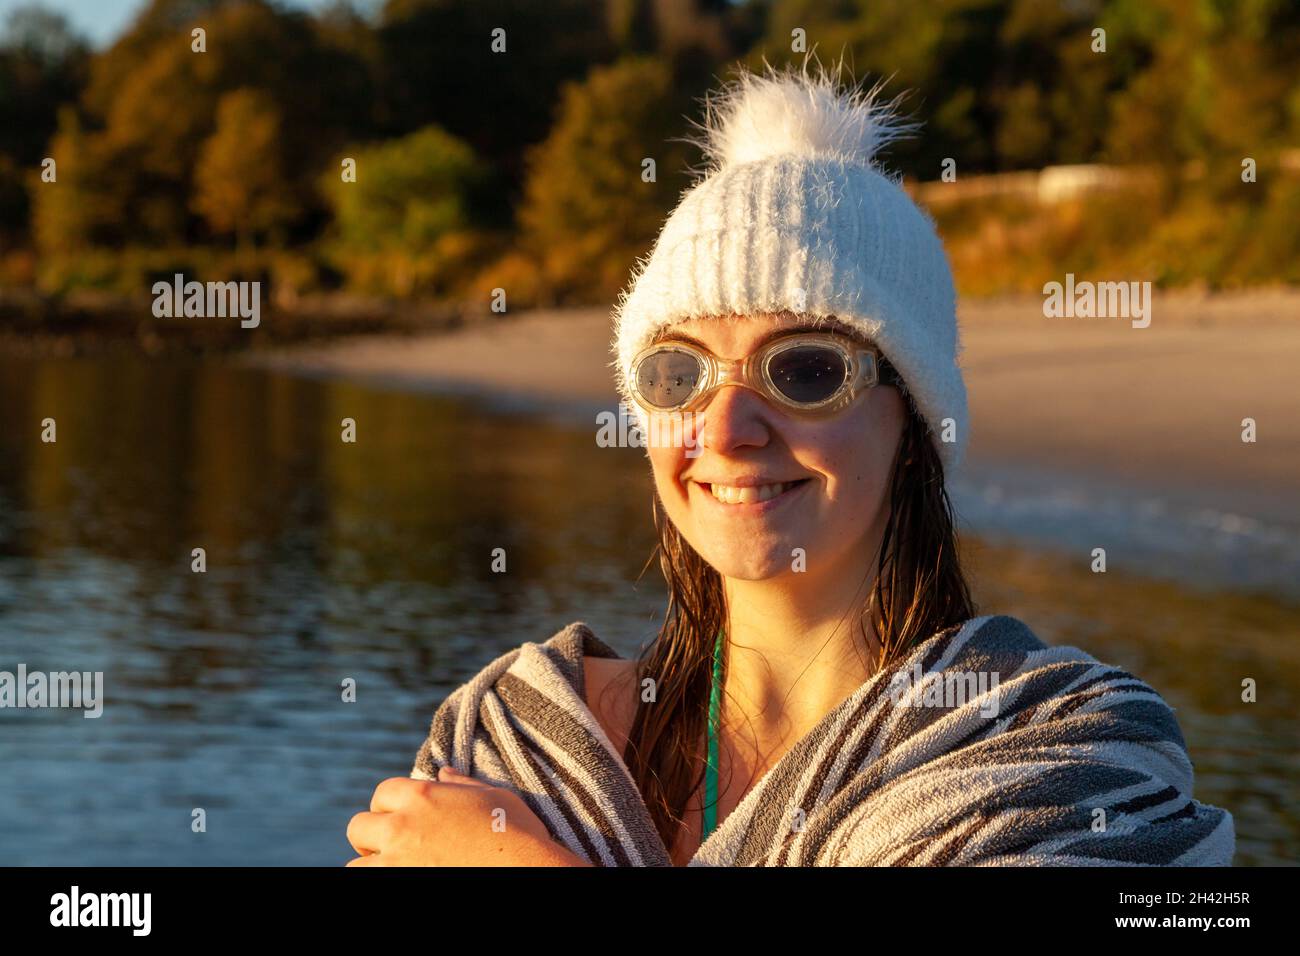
[628,331,882,416]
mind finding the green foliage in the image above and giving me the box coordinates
[516,56,697,303]
[6,0,1300,297]
[33,243,324,298]
[192,88,298,246]
[931,170,1300,296]
[30,107,106,252]
[0,4,88,240]
[324,126,480,252]
[318,125,496,297]
[753,0,1300,178]
[376,0,617,192]
[29,0,369,251]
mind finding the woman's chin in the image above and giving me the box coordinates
[699,546,800,581]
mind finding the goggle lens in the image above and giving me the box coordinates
[767,345,850,405]
[634,348,704,409]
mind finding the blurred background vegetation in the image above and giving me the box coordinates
[1,0,1298,308]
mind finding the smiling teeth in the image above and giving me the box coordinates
[708,481,798,505]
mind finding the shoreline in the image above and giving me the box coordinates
[6,287,1297,534]
[0,287,476,357]
[242,296,1300,599]
[3,285,1297,352]
[240,292,1300,585]
[243,291,1300,511]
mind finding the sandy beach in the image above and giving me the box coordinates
[249,290,1300,525]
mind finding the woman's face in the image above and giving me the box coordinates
[644,313,907,584]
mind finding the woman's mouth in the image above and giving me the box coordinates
[693,478,812,511]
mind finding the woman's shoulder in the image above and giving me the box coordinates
[525,622,637,756]
[928,613,1185,740]
[944,613,1050,653]
[957,613,1174,677]
[936,613,1119,672]
[432,621,623,711]
[412,620,621,779]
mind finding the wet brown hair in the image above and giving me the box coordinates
[619,339,976,859]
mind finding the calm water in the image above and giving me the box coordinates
[0,353,1295,866]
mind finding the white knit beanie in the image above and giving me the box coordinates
[609,60,968,473]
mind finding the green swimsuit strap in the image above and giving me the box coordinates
[703,627,725,842]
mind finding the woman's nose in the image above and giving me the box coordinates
[696,384,772,452]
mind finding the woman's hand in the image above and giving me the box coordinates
[346,766,592,867]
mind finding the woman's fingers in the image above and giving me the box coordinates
[369,775,428,813]
[346,810,388,855]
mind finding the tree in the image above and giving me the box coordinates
[29,106,137,253]
[62,0,370,247]
[516,56,697,302]
[192,88,297,249]
[0,5,88,242]
[376,0,616,196]
[320,124,486,295]
[324,125,481,252]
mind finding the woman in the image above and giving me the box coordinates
[346,61,1235,867]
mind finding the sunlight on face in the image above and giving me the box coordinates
[645,313,907,584]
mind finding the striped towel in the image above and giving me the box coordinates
[411,614,1235,866]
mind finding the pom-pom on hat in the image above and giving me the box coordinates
[609,57,969,473]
